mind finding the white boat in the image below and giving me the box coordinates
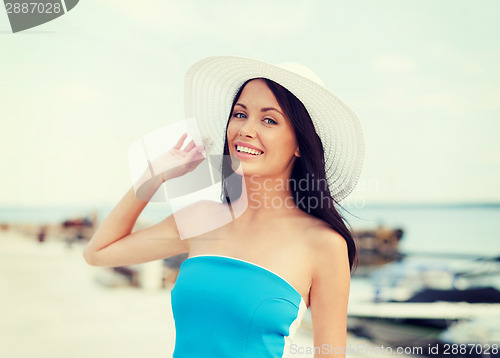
[342,256,500,348]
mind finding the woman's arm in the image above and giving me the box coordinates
[309,230,351,357]
[82,185,187,267]
[82,134,204,267]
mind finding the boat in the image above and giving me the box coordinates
[439,314,500,346]
[345,255,500,350]
[353,226,404,266]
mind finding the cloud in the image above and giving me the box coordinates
[51,84,107,103]
[483,89,500,110]
[461,60,486,76]
[100,0,314,40]
[370,88,465,112]
[373,55,416,73]
[100,0,174,29]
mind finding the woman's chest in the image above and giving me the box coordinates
[186,226,313,307]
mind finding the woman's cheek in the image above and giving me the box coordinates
[227,120,239,138]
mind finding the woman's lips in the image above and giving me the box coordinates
[233,143,264,160]
[235,150,262,160]
[234,142,263,153]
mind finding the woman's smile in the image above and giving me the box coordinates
[234,142,264,159]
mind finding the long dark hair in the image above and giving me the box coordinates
[221,78,358,273]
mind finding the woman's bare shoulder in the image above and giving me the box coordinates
[289,208,334,232]
[290,210,346,255]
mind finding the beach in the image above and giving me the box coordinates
[0,227,418,358]
[0,229,178,358]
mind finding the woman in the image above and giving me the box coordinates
[83,56,364,358]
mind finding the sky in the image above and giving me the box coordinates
[1,0,499,207]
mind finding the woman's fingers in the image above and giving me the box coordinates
[184,145,204,162]
[173,133,188,150]
[183,139,196,152]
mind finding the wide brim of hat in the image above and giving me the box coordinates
[184,55,364,202]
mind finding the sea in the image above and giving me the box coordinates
[1,203,499,259]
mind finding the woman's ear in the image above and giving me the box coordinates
[295,147,300,157]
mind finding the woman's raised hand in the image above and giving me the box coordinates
[152,133,205,182]
[133,133,205,202]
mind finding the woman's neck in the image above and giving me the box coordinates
[229,174,299,222]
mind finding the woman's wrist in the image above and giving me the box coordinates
[134,170,165,202]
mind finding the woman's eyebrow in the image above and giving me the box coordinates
[261,107,284,117]
[235,103,284,117]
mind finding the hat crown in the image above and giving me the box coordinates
[276,62,325,87]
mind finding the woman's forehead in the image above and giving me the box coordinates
[237,79,283,110]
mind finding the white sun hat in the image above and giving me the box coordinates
[184,55,364,202]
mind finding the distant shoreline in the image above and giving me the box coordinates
[1,202,499,225]
[1,202,500,210]
[346,202,500,209]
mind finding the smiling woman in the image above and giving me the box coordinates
[226,79,300,179]
[83,55,364,358]
[176,57,364,357]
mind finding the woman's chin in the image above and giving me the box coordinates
[231,162,257,177]
[230,155,265,177]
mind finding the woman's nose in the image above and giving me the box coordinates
[238,119,257,138]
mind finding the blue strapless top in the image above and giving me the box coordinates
[170,255,308,358]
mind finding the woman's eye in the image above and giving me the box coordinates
[264,118,277,125]
[233,112,246,119]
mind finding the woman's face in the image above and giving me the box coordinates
[227,79,300,180]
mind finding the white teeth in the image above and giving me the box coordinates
[236,145,263,155]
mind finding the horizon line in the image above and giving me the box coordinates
[1,202,500,209]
